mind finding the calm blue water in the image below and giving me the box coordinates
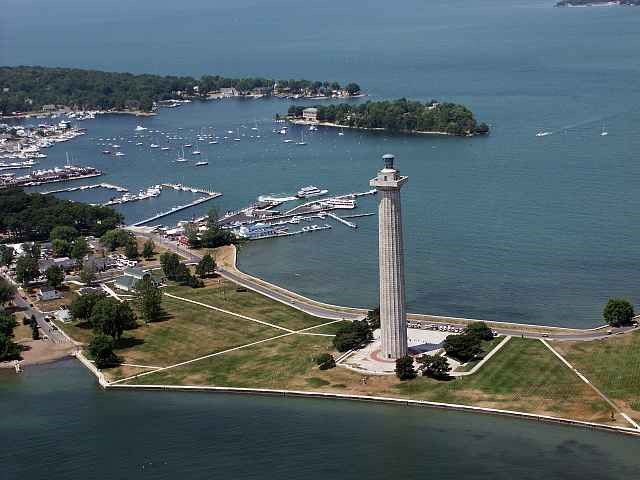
[3,0,640,328]
[1,360,639,479]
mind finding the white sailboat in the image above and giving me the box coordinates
[338,128,345,136]
[600,124,609,136]
[176,146,188,162]
[297,131,307,145]
[192,140,201,155]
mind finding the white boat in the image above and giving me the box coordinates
[600,125,609,136]
[135,125,147,131]
[296,185,328,198]
[208,141,218,145]
[161,146,170,151]
[536,131,552,137]
[321,197,356,209]
[297,132,307,145]
[309,125,318,131]
[176,146,188,162]
[150,144,159,148]
[114,152,125,157]
[283,139,294,143]
[195,161,209,166]
[338,128,345,136]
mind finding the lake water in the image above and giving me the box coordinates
[4,0,640,327]
[2,0,640,474]
[1,360,639,479]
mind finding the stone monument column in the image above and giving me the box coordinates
[370,154,408,359]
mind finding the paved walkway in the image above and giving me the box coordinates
[541,339,640,430]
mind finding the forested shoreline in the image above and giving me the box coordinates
[0,66,361,115]
[286,99,489,136]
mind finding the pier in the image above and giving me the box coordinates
[129,192,222,227]
[161,183,219,196]
[327,212,357,228]
[40,182,128,195]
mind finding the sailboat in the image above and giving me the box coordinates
[600,124,609,136]
[251,120,259,131]
[297,131,307,146]
[234,128,241,141]
[338,127,345,136]
[176,146,188,162]
[192,140,201,155]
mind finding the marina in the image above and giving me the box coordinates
[129,189,223,227]
[39,182,128,195]
[0,164,102,189]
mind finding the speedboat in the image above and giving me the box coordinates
[536,131,551,137]
[195,161,209,166]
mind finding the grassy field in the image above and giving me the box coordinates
[164,279,332,331]
[554,331,640,420]
[127,334,615,424]
[455,336,504,372]
[61,296,284,381]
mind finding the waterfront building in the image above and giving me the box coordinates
[302,107,318,122]
[370,154,408,359]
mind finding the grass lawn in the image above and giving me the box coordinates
[554,331,640,420]
[455,336,504,372]
[163,279,331,331]
[126,335,615,424]
[60,296,283,382]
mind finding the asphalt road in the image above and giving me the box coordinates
[134,232,640,342]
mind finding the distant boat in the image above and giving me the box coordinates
[184,144,193,148]
[283,139,294,143]
[195,161,209,166]
[135,142,143,146]
[208,141,218,145]
[176,146,188,162]
[309,125,318,131]
[192,141,201,155]
[297,132,307,145]
[600,124,609,136]
[114,152,125,157]
[338,128,345,136]
[135,125,147,131]
[161,146,170,151]
[102,150,111,154]
[150,144,159,148]
[536,131,552,137]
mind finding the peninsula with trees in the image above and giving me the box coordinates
[285,99,489,136]
[0,66,364,116]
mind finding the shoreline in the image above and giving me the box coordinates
[286,118,479,137]
[0,109,156,120]
[106,383,640,438]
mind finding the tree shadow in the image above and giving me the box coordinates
[114,337,144,350]
[150,308,172,323]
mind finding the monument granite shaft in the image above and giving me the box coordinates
[370,154,408,359]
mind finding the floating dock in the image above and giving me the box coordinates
[129,192,222,227]
[327,212,357,228]
[40,182,128,195]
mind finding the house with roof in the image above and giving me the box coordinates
[113,267,162,292]
[36,286,63,301]
[38,257,79,274]
[302,107,319,122]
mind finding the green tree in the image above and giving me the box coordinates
[100,229,131,251]
[332,320,373,352]
[366,307,380,330]
[142,239,155,259]
[15,255,39,286]
[31,320,40,340]
[395,355,417,380]
[160,252,181,280]
[69,292,103,321]
[345,82,361,95]
[70,237,89,262]
[0,278,16,306]
[88,334,120,369]
[49,225,79,242]
[464,322,494,341]
[603,298,635,327]
[442,334,482,362]
[0,312,18,337]
[314,352,336,370]
[135,277,163,324]
[51,238,71,257]
[417,354,451,379]
[0,330,21,361]
[124,239,139,259]
[90,297,136,340]
[195,253,216,278]
[80,262,96,285]
[0,245,15,267]
[45,265,64,289]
